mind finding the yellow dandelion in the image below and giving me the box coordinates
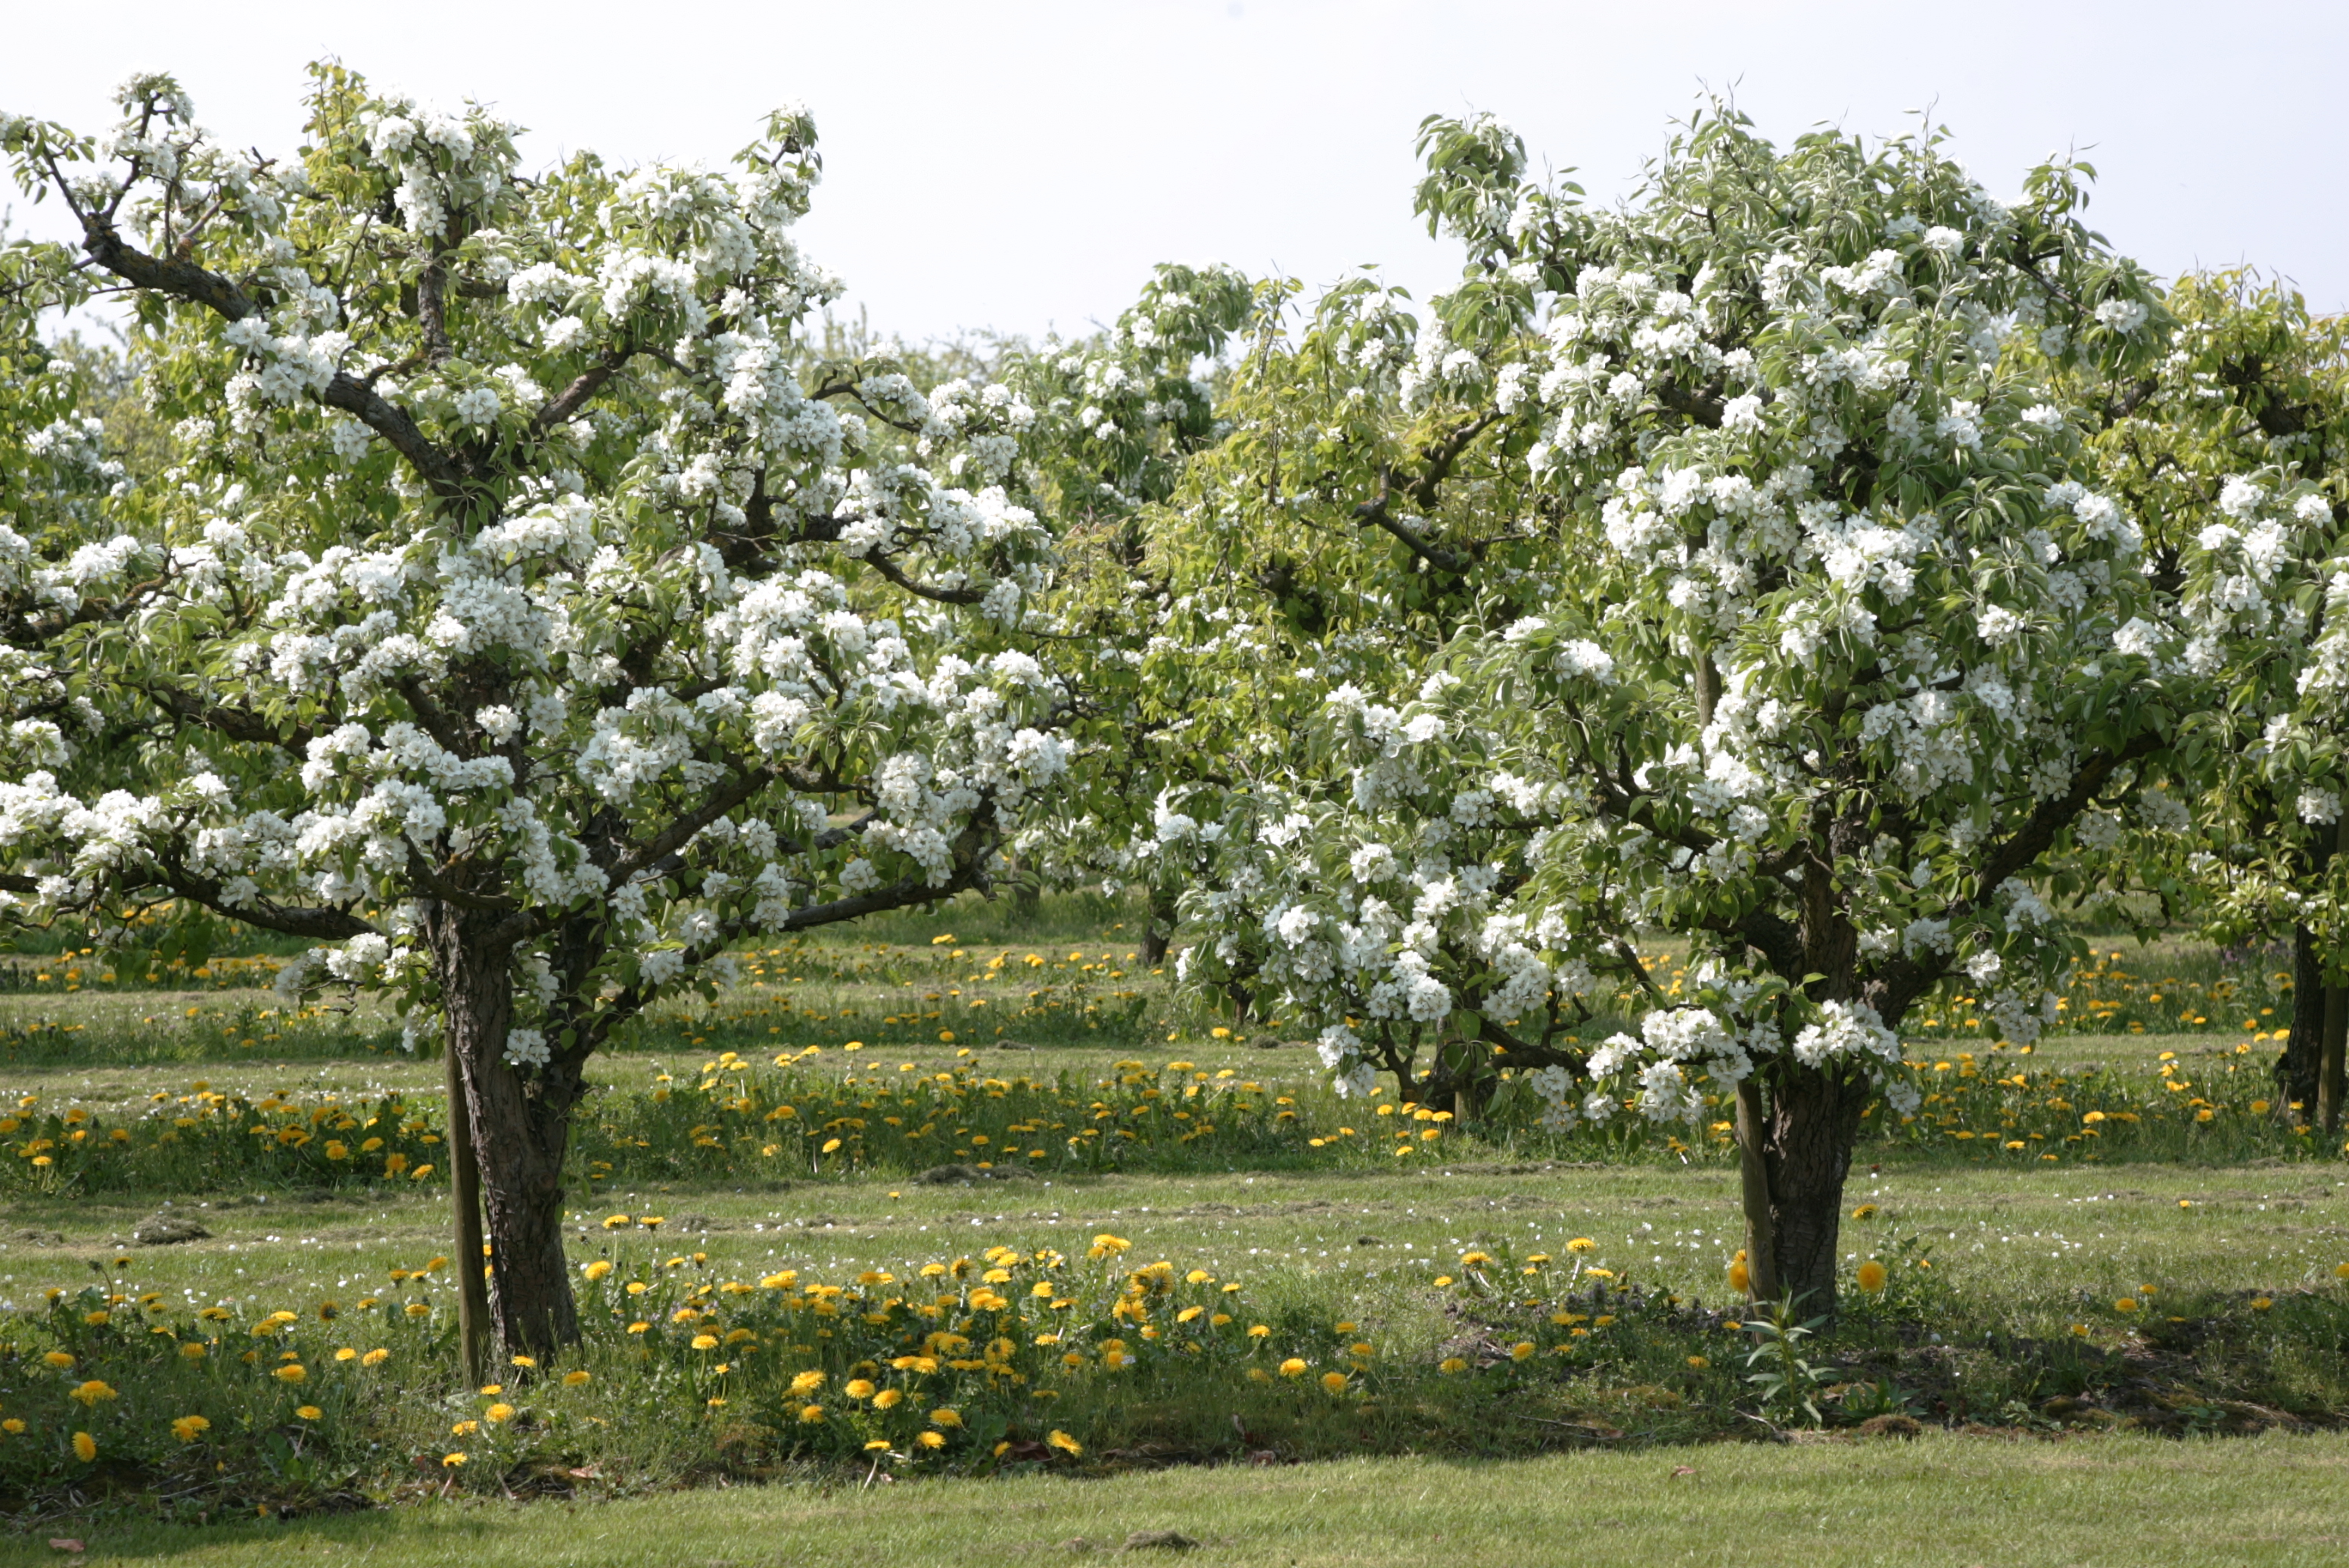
[170,1415,210,1442]
[564,1370,592,1386]
[1856,1260,1888,1293]
[296,1405,322,1420]
[1047,1430,1082,1455]
[71,1430,95,1463]
[1278,1358,1308,1378]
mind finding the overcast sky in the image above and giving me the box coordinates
[3,1,2341,344]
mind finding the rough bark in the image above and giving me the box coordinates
[425,902,583,1357]
[1762,1065,1871,1314]
[441,1041,490,1385]
[2323,974,2349,1136]
[2279,923,2326,1115]
[2323,817,2349,1134]
[1735,1078,1780,1303]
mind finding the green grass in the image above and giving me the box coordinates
[0,899,2339,1552]
[8,1434,2348,1566]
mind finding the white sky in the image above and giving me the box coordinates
[3,0,2342,344]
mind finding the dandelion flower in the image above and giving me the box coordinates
[2251,1298,2274,1312]
[798,1405,825,1423]
[2114,1298,2139,1314]
[71,1431,95,1463]
[41,1352,73,1370]
[845,1379,876,1401]
[1856,1261,1888,1293]
[68,1381,116,1407]
[1851,1204,1878,1221]
[296,1405,322,1420]
[929,1408,962,1427]
[1321,1371,1349,1392]
[564,1370,592,1386]
[1727,1262,1750,1293]
[1047,1430,1082,1456]
[0,1420,20,1436]
[442,1452,467,1468]
[791,1370,826,1395]
[180,1342,207,1361]
[873,1389,904,1410]
[1278,1358,1308,1378]
[451,1420,480,1437]
[484,1403,515,1424]
[170,1415,210,1443]
[275,1364,307,1384]
[916,1430,946,1449]
[1439,1357,1468,1375]
[1687,1355,1709,1370]
[362,1349,390,1367]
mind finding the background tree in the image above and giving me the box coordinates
[994,264,1254,965]
[0,68,1079,1361]
[1157,108,2190,1312]
[2088,271,2349,1125]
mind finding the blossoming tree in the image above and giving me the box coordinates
[2086,272,2349,1122]
[1162,109,2192,1311]
[0,68,1075,1358]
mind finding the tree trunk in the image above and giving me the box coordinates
[1734,1078,1780,1304]
[2322,817,2349,1134]
[1142,879,1177,968]
[440,1039,490,1386]
[426,904,583,1358]
[2323,975,2349,1137]
[2279,923,2326,1116]
[1760,1064,1870,1318]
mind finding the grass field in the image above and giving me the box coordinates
[7,1433,2349,1566]
[0,894,2335,1560]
